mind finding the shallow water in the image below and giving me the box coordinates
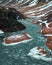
[0,19,52,65]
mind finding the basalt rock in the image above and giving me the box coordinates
[0,6,26,32]
[0,6,27,19]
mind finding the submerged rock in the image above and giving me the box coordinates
[2,33,32,46]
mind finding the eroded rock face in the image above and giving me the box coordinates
[41,11,52,22]
[48,22,52,27]
[46,41,52,51]
[46,11,52,22]
[0,6,26,32]
[40,21,52,52]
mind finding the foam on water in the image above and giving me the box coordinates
[28,47,52,62]
[0,30,4,34]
